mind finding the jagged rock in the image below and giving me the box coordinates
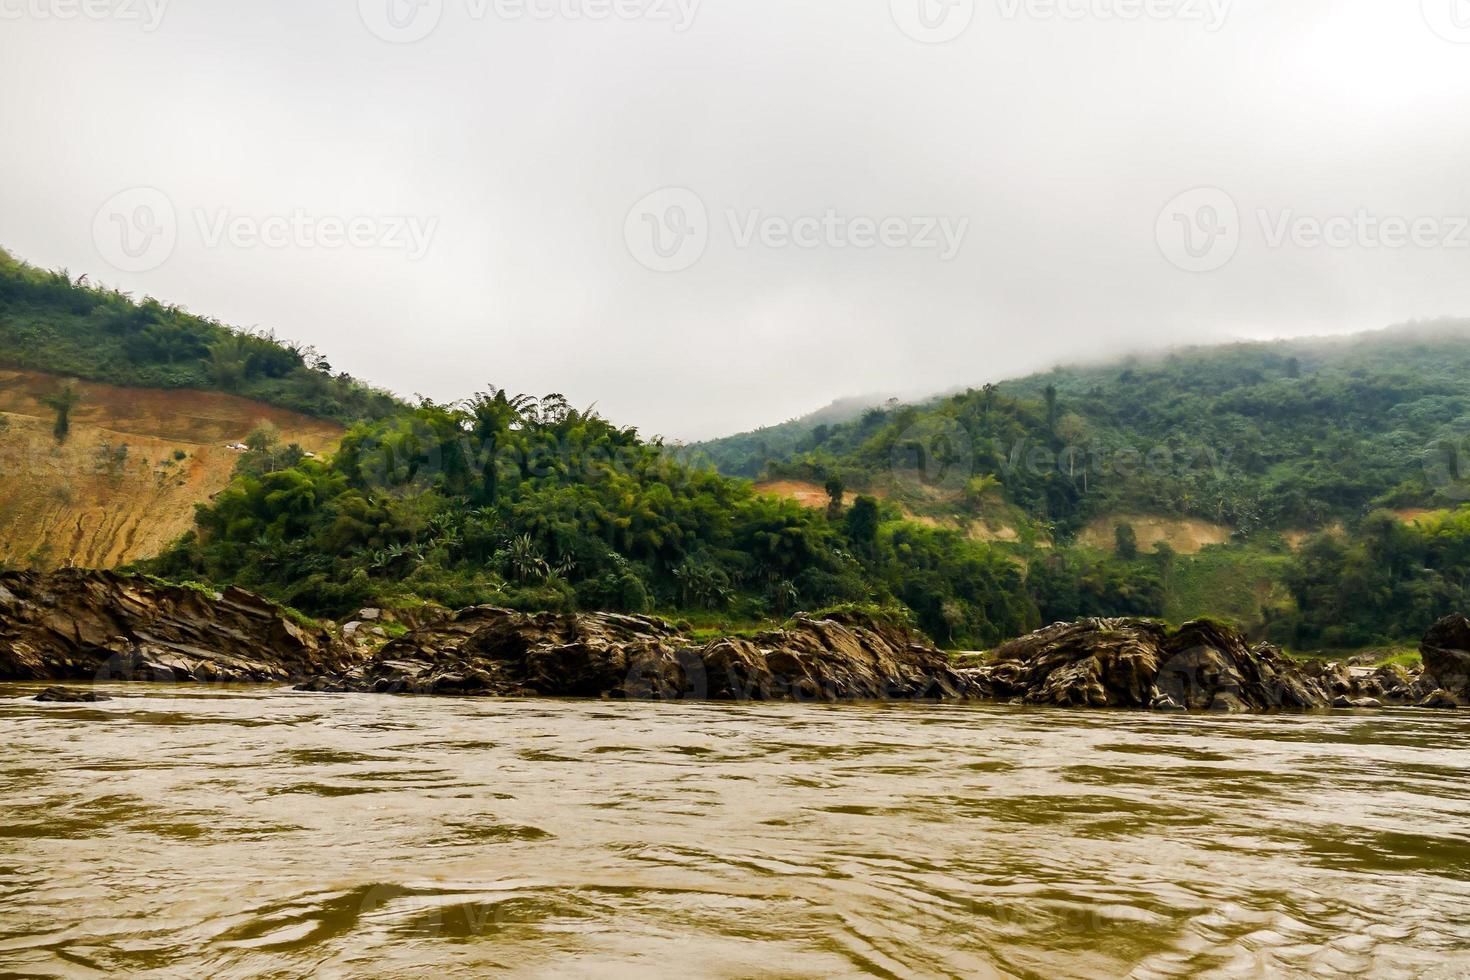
[701,614,977,701]
[0,569,360,683]
[1418,689,1464,710]
[1333,695,1383,710]
[1421,614,1470,701]
[965,618,1333,711]
[1361,663,1419,703]
[34,686,111,703]
[297,607,979,702]
[358,608,382,622]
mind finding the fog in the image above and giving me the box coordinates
[3,0,1469,439]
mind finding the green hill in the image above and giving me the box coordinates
[687,324,1470,649]
[5,245,1468,652]
[690,323,1470,535]
[0,247,399,424]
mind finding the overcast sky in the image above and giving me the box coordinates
[3,0,1470,439]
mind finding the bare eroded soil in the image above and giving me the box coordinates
[0,370,341,569]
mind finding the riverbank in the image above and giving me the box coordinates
[4,569,1467,712]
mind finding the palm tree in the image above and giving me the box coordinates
[501,533,549,584]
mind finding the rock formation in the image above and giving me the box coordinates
[0,569,357,683]
[6,567,1458,714]
[297,607,978,701]
[963,618,1333,712]
[1419,614,1470,708]
[34,686,111,702]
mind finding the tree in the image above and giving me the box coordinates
[1043,384,1059,435]
[501,533,550,584]
[1114,522,1139,560]
[824,475,845,521]
[245,421,280,452]
[42,383,82,444]
[845,496,880,556]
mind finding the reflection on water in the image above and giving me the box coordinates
[2,684,1469,978]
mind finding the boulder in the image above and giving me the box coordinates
[34,686,111,703]
[298,607,979,702]
[0,569,360,684]
[700,613,977,701]
[1421,614,1470,701]
[965,618,1333,711]
[1333,695,1383,710]
[1418,689,1464,710]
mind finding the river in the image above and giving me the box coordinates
[2,684,1469,978]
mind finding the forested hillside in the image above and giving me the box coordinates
[0,248,398,424]
[687,323,1470,650]
[691,324,1470,534]
[5,244,1468,652]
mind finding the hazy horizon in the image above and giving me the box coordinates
[5,0,1470,440]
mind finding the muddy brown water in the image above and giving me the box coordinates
[2,684,1469,978]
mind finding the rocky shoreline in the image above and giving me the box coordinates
[4,570,1468,712]
[297,605,977,701]
[0,569,353,683]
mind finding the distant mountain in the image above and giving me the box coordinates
[689,320,1470,538]
[675,393,896,478]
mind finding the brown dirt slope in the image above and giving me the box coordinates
[0,370,342,569]
[1078,513,1231,555]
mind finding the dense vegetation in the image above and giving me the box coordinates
[8,245,1470,650]
[0,248,398,423]
[689,324,1470,536]
[143,392,1042,646]
[687,323,1470,649]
